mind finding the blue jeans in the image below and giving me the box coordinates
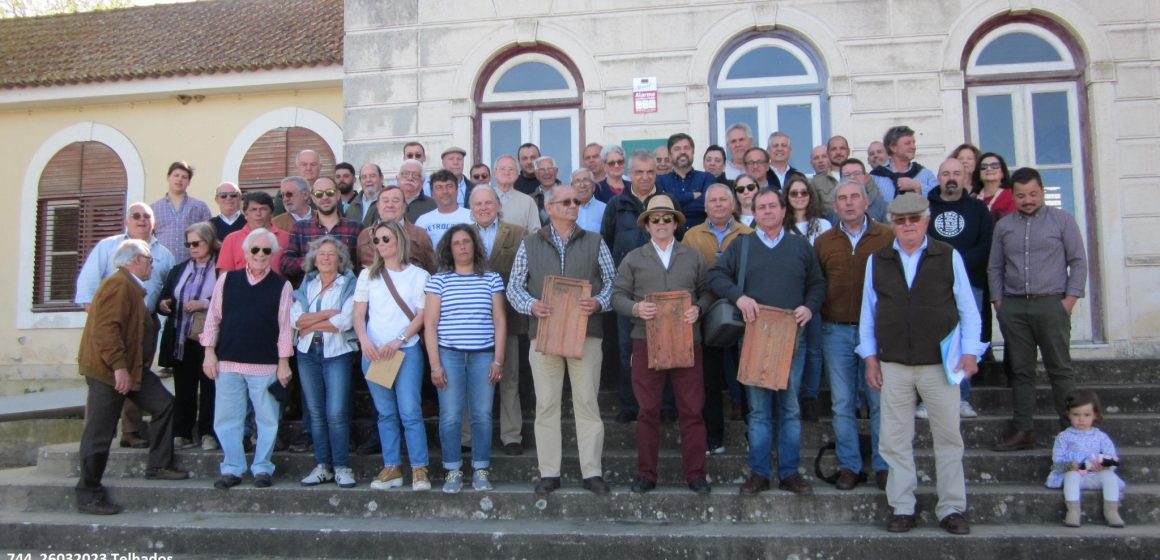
[800,313,823,400]
[363,345,428,468]
[297,346,353,469]
[214,371,280,477]
[745,334,805,480]
[821,322,886,473]
[437,347,494,470]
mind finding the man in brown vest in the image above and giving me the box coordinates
[507,184,616,496]
[856,193,986,535]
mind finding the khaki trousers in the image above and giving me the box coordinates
[529,337,605,479]
[879,362,966,519]
[461,335,523,446]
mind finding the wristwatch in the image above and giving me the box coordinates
[397,334,408,341]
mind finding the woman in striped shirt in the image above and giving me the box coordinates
[424,224,506,494]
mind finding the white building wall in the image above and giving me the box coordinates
[344,0,1160,357]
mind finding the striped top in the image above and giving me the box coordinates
[425,271,504,351]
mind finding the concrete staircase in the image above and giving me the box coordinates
[1,360,1158,558]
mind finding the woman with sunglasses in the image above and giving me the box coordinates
[158,221,220,451]
[424,224,506,494]
[595,145,630,202]
[292,236,359,488]
[784,176,832,421]
[201,228,293,490]
[970,152,1017,222]
[732,173,760,227]
[354,221,432,492]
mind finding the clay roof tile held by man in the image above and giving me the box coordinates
[0,0,343,89]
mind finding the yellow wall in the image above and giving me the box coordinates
[0,86,342,389]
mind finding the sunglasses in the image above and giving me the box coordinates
[130,212,151,221]
[471,174,490,181]
[404,152,424,160]
[788,190,810,198]
[370,235,393,245]
[734,184,758,193]
[312,189,337,198]
[890,215,925,226]
[249,247,273,255]
[217,192,240,199]
[979,162,1003,170]
[647,214,675,224]
[605,159,625,166]
[551,198,582,207]
[184,240,204,248]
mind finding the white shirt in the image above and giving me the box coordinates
[354,266,429,348]
[795,219,833,246]
[218,212,241,226]
[651,238,675,269]
[577,197,606,234]
[290,274,358,357]
[414,206,473,247]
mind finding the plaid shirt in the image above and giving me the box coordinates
[151,195,212,263]
[280,215,363,282]
[507,223,615,314]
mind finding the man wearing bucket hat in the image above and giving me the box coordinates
[612,194,717,494]
[706,187,825,497]
[856,192,987,535]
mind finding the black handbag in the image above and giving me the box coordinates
[702,235,749,348]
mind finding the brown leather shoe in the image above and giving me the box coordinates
[939,512,971,535]
[991,430,1035,452]
[739,473,770,496]
[835,468,859,491]
[875,470,888,491]
[887,514,917,533]
[778,473,813,495]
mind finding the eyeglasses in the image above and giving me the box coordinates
[471,174,490,181]
[550,198,582,207]
[397,171,423,180]
[655,157,672,163]
[279,191,295,199]
[605,159,625,166]
[404,152,424,160]
[249,247,273,255]
[370,235,393,245]
[217,192,240,199]
[130,212,151,221]
[890,215,925,226]
[734,184,758,193]
[647,214,675,224]
[979,162,1003,170]
[312,189,337,198]
[138,255,153,263]
[571,179,594,187]
[788,190,810,199]
[184,240,204,248]
[744,160,769,166]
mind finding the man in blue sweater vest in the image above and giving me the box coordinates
[707,188,826,496]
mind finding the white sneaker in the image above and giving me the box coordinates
[335,467,356,488]
[914,404,930,419]
[442,469,463,494]
[201,435,219,451]
[300,464,334,486]
[472,469,493,492]
[959,401,979,418]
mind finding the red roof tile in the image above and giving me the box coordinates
[0,0,343,89]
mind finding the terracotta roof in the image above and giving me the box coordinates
[0,0,343,90]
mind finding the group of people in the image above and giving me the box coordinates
[72,124,1121,533]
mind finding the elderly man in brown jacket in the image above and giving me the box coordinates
[613,194,716,494]
[76,239,189,515]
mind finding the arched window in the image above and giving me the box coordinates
[238,126,336,191]
[477,49,582,174]
[34,141,126,310]
[711,33,828,172]
[964,16,1093,341]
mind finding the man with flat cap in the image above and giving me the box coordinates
[857,193,987,535]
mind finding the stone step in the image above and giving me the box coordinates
[1,510,1155,559]
[1,467,1155,526]
[299,413,1159,451]
[34,443,1160,486]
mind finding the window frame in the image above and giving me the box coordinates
[967,22,1076,77]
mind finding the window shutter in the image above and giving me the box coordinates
[238,127,336,192]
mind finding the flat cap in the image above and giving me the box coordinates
[886,192,929,215]
[441,146,467,158]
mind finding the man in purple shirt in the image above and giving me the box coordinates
[151,161,211,263]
